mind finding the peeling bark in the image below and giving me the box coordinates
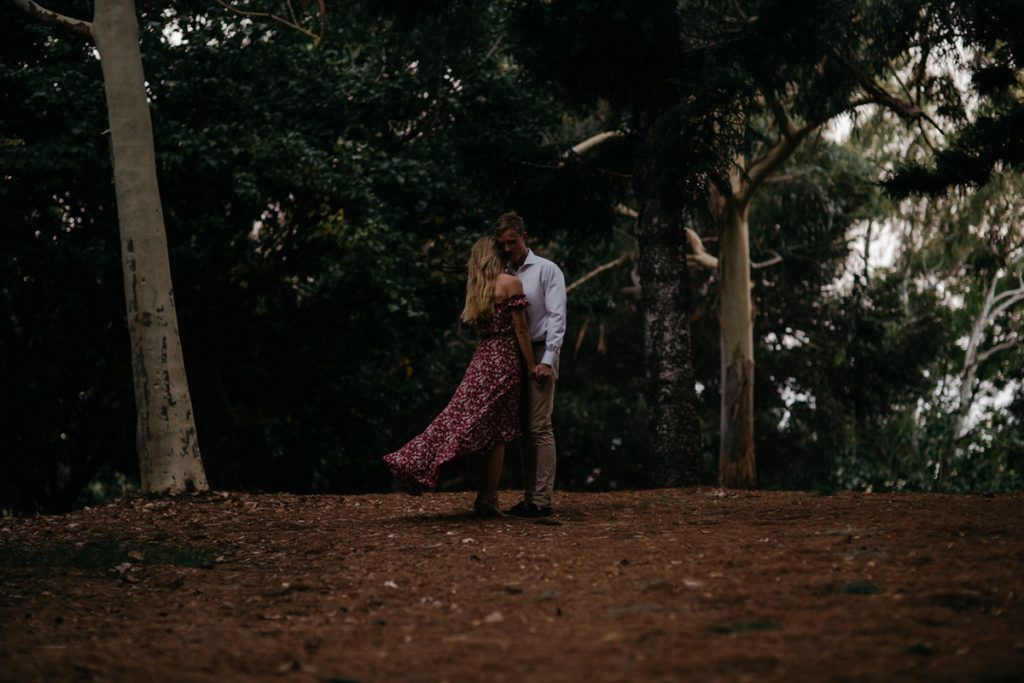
[711,179,756,488]
[92,0,207,493]
[720,350,755,487]
[633,112,703,486]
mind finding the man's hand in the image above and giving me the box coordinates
[532,363,554,384]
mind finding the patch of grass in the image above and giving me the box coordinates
[711,619,779,634]
[905,641,934,656]
[810,483,838,496]
[139,544,214,568]
[1,536,214,570]
[827,580,882,595]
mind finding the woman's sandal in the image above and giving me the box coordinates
[392,474,426,496]
[473,498,506,518]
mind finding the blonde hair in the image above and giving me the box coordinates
[460,236,503,325]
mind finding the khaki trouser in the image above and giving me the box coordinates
[522,342,557,508]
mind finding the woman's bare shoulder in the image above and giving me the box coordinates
[496,273,523,293]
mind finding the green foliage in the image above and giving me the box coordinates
[3,0,1021,513]
[1,536,214,570]
[1,0,566,511]
[884,0,1024,195]
[1,3,136,514]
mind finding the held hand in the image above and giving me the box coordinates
[533,363,553,384]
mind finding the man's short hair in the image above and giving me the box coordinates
[494,211,526,237]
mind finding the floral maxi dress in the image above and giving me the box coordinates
[383,294,529,489]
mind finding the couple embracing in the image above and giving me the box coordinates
[383,212,567,518]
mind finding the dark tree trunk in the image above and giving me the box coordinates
[633,111,703,486]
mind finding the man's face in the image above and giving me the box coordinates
[497,228,528,267]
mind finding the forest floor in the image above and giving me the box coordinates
[1,488,1022,682]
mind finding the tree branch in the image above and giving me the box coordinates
[213,0,326,45]
[990,282,1024,309]
[573,317,590,358]
[977,336,1019,366]
[621,264,642,299]
[988,287,1024,322]
[483,35,503,62]
[762,167,822,185]
[685,228,719,270]
[742,117,816,202]
[729,0,757,22]
[613,203,639,220]
[569,130,626,157]
[566,252,633,294]
[9,0,92,37]
[751,250,783,269]
[856,74,923,120]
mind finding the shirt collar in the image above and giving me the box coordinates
[513,249,539,273]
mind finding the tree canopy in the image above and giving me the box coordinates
[2,0,1021,514]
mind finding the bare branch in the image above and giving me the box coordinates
[213,0,326,45]
[847,96,876,109]
[483,35,503,62]
[566,252,633,294]
[685,228,719,270]
[569,130,626,157]
[751,250,783,270]
[621,265,642,299]
[917,118,939,155]
[573,317,590,359]
[989,287,1024,322]
[729,0,757,22]
[9,0,92,37]
[857,75,922,119]
[742,119,816,202]
[990,282,1024,309]
[977,337,1019,366]
[614,203,639,220]
[829,47,935,124]
[888,62,917,108]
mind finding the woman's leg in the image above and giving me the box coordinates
[475,442,506,516]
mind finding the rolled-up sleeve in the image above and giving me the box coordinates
[541,264,567,366]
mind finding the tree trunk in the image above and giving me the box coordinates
[633,113,703,486]
[92,0,208,493]
[940,271,999,483]
[713,187,756,487]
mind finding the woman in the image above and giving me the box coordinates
[383,236,536,517]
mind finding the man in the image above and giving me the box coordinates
[494,211,566,518]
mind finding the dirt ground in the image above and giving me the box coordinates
[1,488,1022,683]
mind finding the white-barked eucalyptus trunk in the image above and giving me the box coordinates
[708,118,813,488]
[12,0,208,493]
[711,182,756,487]
[93,0,207,493]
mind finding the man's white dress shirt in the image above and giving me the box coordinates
[509,249,567,367]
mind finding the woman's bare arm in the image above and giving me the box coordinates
[512,307,536,374]
[500,276,536,373]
